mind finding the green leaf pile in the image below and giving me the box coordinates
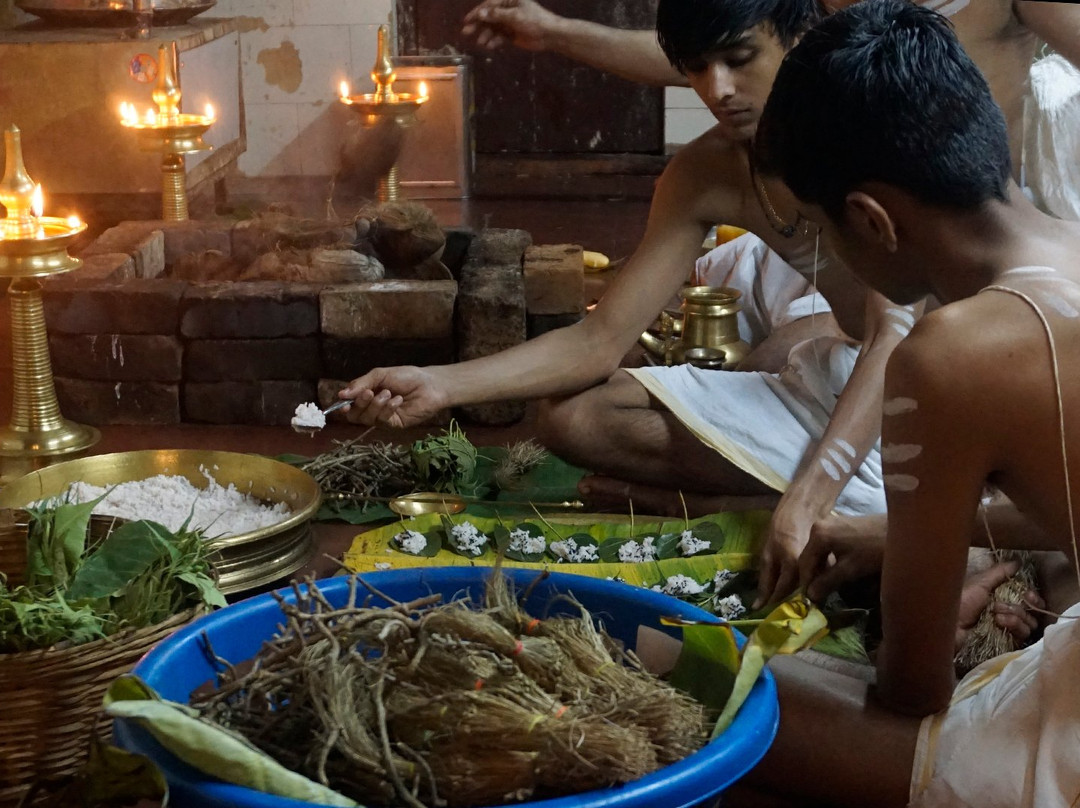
[0,501,226,654]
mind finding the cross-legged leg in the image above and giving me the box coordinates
[536,369,776,496]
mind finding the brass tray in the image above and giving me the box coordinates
[0,449,322,595]
[15,0,215,27]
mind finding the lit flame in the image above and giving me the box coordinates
[31,185,43,219]
[339,80,351,102]
[144,108,157,125]
[418,81,429,100]
[67,214,82,229]
[204,102,215,121]
[120,102,139,124]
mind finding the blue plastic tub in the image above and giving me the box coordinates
[115,567,778,808]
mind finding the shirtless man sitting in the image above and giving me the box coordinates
[735,2,1080,804]
[344,0,905,609]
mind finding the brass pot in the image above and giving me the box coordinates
[639,285,750,370]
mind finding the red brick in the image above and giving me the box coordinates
[320,337,454,380]
[180,282,321,339]
[43,278,187,335]
[185,338,321,381]
[183,380,316,425]
[55,378,180,425]
[82,221,167,257]
[49,334,183,381]
[320,280,456,339]
[523,244,585,315]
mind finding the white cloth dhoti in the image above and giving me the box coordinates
[909,601,1080,808]
[626,234,887,516]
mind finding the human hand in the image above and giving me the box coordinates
[339,366,449,428]
[954,560,1045,653]
[462,0,559,52]
[754,505,818,609]
[797,512,887,604]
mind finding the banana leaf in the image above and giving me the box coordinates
[104,676,361,807]
[344,510,771,588]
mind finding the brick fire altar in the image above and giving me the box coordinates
[41,219,585,427]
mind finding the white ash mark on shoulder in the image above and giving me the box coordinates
[884,474,920,492]
[883,397,918,416]
[881,443,922,464]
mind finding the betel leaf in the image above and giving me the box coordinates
[653,532,683,560]
[390,528,443,558]
[597,536,635,563]
[504,523,546,563]
[667,621,740,712]
[548,532,599,563]
[689,521,726,551]
[492,524,512,554]
[67,521,175,601]
[178,572,228,609]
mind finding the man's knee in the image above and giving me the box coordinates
[535,393,593,456]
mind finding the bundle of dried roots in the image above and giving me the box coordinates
[194,573,707,807]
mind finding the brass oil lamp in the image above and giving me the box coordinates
[119,42,214,221]
[339,25,428,202]
[0,125,99,484]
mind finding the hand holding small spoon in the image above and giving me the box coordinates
[290,399,351,435]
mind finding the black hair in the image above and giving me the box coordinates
[657,0,822,73]
[755,0,1011,220]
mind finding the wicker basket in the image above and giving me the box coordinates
[0,510,201,805]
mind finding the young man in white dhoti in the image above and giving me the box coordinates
[345,0,905,611]
[733,2,1080,805]
[455,0,1080,609]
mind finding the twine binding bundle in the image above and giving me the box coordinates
[0,511,200,806]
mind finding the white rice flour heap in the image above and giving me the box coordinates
[55,467,292,539]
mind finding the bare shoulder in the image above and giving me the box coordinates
[655,127,745,222]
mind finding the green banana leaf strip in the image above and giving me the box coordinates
[712,594,830,738]
[667,621,740,712]
[104,676,362,807]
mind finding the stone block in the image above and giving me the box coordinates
[523,244,585,315]
[321,337,454,380]
[132,229,166,279]
[455,264,527,426]
[55,378,180,425]
[230,219,279,267]
[49,334,183,382]
[527,311,585,340]
[320,280,456,340]
[231,215,353,267]
[160,220,233,267]
[183,380,316,425]
[42,253,136,289]
[43,278,187,335]
[456,265,526,360]
[185,338,321,381]
[180,282,321,339]
[441,226,476,278]
[466,228,531,267]
[82,220,167,258]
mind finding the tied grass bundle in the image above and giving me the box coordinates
[491,440,549,493]
[0,501,225,654]
[955,551,1038,675]
[193,573,708,807]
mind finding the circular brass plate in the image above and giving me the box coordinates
[0,449,322,594]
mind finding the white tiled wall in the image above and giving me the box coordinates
[211,0,392,177]
[664,85,713,148]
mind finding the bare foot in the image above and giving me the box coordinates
[576,474,781,517]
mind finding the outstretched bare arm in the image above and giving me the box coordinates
[462,0,688,87]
